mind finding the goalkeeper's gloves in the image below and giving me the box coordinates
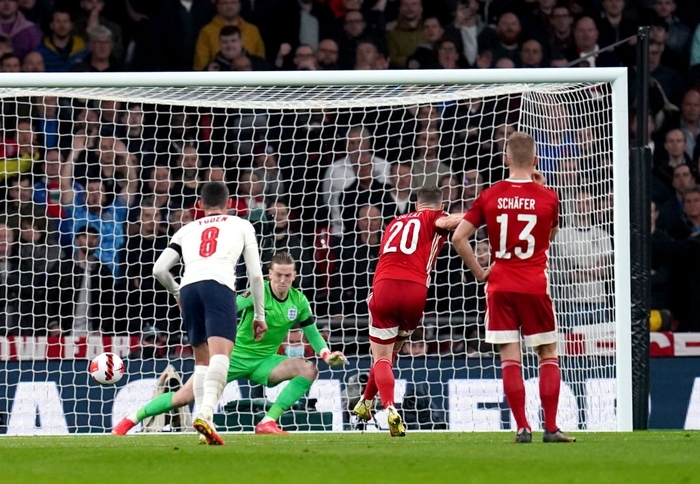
[320,348,348,366]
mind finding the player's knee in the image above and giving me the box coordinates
[300,360,318,380]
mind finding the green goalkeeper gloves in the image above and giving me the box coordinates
[320,349,348,366]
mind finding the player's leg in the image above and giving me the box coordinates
[485,291,531,442]
[522,293,575,443]
[359,335,405,408]
[112,376,196,435]
[253,356,317,434]
[193,282,237,446]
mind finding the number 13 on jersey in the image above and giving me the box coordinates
[494,213,537,260]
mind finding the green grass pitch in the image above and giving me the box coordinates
[0,431,697,484]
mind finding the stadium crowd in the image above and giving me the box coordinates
[0,0,699,355]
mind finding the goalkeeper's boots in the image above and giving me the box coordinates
[543,428,576,443]
[513,428,532,443]
[255,420,290,435]
[193,417,225,446]
[352,398,373,421]
[111,417,136,436]
[386,407,406,438]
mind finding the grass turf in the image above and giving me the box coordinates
[0,431,697,484]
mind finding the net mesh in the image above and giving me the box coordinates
[0,80,619,434]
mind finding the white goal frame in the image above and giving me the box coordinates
[0,68,632,432]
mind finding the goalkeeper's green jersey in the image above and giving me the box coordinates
[232,281,313,359]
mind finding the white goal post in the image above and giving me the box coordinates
[0,68,631,434]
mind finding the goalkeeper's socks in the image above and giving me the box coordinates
[199,355,229,420]
[267,376,314,420]
[501,359,529,431]
[373,358,395,408]
[136,391,175,422]
[539,357,561,433]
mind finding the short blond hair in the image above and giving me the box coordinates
[505,131,536,167]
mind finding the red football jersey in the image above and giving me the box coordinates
[373,209,449,287]
[463,179,559,294]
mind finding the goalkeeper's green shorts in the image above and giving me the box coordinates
[227,355,288,387]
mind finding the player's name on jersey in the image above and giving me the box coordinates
[198,215,229,225]
[497,197,536,210]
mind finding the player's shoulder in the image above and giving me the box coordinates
[288,285,310,305]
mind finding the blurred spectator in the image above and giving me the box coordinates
[651,0,691,59]
[126,204,171,334]
[60,135,134,277]
[18,0,51,25]
[0,0,41,61]
[494,57,515,68]
[232,168,267,222]
[649,40,684,108]
[151,0,216,71]
[438,173,462,213]
[649,15,685,74]
[206,25,271,71]
[36,9,88,72]
[48,225,119,335]
[259,199,314,291]
[316,38,339,69]
[478,12,523,68]
[462,168,485,204]
[253,144,287,200]
[388,161,414,216]
[520,39,544,67]
[119,102,158,169]
[293,43,317,70]
[73,0,124,63]
[3,174,36,226]
[520,0,556,45]
[72,24,121,72]
[0,52,20,71]
[443,0,484,68]
[168,206,194,235]
[280,328,315,358]
[545,4,574,62]
[596,0,637,67]
[651,200,675,314]
[385,0,423,69]
[410,129,451,189]
[336,8,379,69]
[354,40,381,69]
[406,16,442,69]
[33,149,83,247]
[400,328,428,356]
[566,16,621,67]
[20,49,41,70]
[436,38,461,69]
[194,0,265,70]
[554,189,614,329]
[15,213,61,335]
[534,104,578,178]
[336,203,382,316]
[666,89,700,160]
[692,25,700,83]
[0,221,19,335]
[264,0,335,65]
[322,125,391,235]
[653,128,694,191]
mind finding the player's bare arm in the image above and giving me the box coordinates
[550,226,559,242]
[152,247,182,299]
[452,219,490,282]
[435,213,465,231]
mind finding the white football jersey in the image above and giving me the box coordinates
[170,214,258,292]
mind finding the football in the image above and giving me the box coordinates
[89,352,125,385]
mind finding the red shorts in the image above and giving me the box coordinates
[368,279,427,344]
[485,291,557,347]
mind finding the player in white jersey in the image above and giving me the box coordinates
[153,181,266,445]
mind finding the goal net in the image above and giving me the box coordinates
[0,70,631,435]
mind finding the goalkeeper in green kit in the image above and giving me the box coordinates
[112,252,347,437]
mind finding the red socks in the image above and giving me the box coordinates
[539,357,561,433]
[372,358,395,408]
[501,359,529,430]
[363,353,398,402]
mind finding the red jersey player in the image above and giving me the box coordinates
[452,132,575,443]
[352,186,464,437]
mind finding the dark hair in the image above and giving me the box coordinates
[75,225,100,238]
[415,186,443,206]
[270,251,295,268]
[220,25,241,38]
[682,185,700,203]
[200,181,229,209]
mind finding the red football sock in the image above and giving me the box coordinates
[502,359,529,431]
[363,366,378,401]
[373,358,395,409]
[539,357,561,433]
